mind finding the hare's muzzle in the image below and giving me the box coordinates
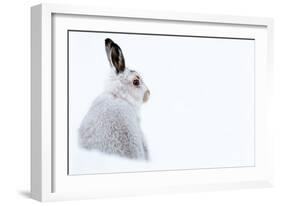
[143,90,150,103]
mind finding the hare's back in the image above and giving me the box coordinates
[92,94,139,125]
[79,94,144,158]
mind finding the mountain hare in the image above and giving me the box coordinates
[79,38,150,160]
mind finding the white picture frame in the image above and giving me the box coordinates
[31,3,274,202]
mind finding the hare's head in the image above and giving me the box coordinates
[105,38,150,107]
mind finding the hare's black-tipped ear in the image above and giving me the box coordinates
[105,38,126,74]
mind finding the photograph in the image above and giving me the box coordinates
[68,31,255,175]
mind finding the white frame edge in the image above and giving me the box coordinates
[31,3,274,201]
[31,4,42,201]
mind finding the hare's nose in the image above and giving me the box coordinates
[143,90,150,103]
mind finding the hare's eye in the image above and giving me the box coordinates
[133,79,140,86]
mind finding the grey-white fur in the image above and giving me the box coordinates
[79,38,150,160]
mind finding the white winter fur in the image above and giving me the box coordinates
[79,38,150,160]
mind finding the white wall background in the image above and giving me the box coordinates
[0,0,280,205]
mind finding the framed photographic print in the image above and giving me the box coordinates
[31,3,274,201]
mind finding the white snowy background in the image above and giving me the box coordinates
[68,31,255,175]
